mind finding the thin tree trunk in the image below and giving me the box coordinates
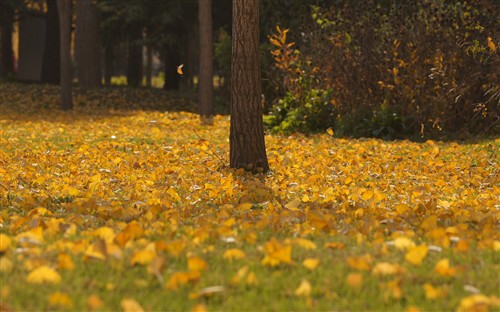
[41,0,60,85]
[199,0,214,124]
[230,0,269,172]
[104,44,113,85]
[0,0,14,77]
[146,44,153,87]
[75,0,101,89]
[163,47,180,91]
[127,24,142,87]
[57,0,72,110]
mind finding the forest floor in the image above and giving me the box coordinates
[0,83,499,311]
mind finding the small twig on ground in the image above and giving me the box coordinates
[193,129,227,165]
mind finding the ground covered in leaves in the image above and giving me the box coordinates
[0,84,499,311]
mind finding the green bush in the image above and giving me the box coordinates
[265,0,499,139]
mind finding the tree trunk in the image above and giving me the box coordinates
[57,0,72,110]
[163,47,180,91]
[41,0,60,84]
[0,0,14,78]
[75,0,101,89]
[104,44,113,85]
[145,44,153,87]
[127,24,142,87]
[199,0,214,124]
[230,0,269,173]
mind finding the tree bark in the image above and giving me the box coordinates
[127,24,142,87]
[199,0,214,124]
[0,0,14,78]
[163,47,180,91]
[41,0,60,85]
[104,44,113,86]
[57,0,72,110]
[75,0,101,89]
[145,44,153,87]
[230,0,269,172]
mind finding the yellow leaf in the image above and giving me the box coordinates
[302,194,310,203]
[16,226,44,244]
[285,198,301,211]
[93,227,116,242]
[346,254,372,271]
[188,256,208,271]
[423,283,447,300]
[165,271,200,290]
[294,279,312,297]
[147,256,165,277]
[192,303,207,312]
[405,245,428,265]
[84,239,107,261]
[324,242,345,250]
[394,204,409,215]
[177,64,184,75]
[421,215,438,231]
[262,238,293,266]
[49,292,73,309]
[87,295,104,311]
[326,128,334,136]
[361,189,374,201]
[393,237,416,251]
[488,37,497,52]
[302,258,320,270]
[434,258,457,277]
[27,266,62,284]
[293,238,317,250]
[121,298,144,312]
[223,248,246,261]
[167,188,182,202]
[372,262,403,276]
[57,253,75,270]
[231,266,249,285]
[131,250,156,266]
[246,271,259,286]
[346,273,363,288]
[122,222,145,240]
[457,294,491,312]
[0,257,13,273]
[0,234,12,252]
[67,186,79,196]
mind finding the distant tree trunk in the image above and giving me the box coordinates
[163,47,180,91]
[104,44,113,85]
[75,0,101,88]
[127,24,142,87]
[145,44,153,87]
[41,0,60,84]
[57,0,72,110]
[0,0,14,78]
[199,0,214,124]
[230,0,269,172]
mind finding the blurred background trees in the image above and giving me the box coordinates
[0,0,497,139]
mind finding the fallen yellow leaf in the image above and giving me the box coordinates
[121,298,144,312]
[294,279,312,297]
[405,245,428,265]
[27,266,61,284]
[223,248,246,261]
[302,258,320,270]
[49,292,73,309]
[131,250,156,266]
[0,234,12,252]
[346,273,363,288]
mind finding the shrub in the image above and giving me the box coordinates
[265,0,499,139]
